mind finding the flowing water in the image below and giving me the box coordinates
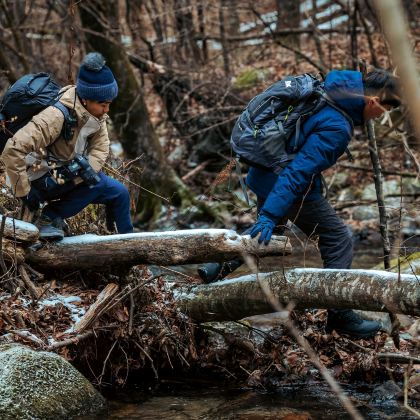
[103,381,418,419]
[98,236,418,419]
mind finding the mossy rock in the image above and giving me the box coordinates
[233,69,268,89]
[0,344,105,419]
[372,252,420,274]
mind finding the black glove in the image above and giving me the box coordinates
[21,188,42,212]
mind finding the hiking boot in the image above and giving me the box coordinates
[37,215,65,241]
[326,309,381,339]
[197,258,243,284]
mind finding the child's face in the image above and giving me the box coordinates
[363,96,392,121]
[84,100,112,119]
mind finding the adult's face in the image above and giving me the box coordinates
[363,96,392,121]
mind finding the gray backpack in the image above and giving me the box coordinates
[231,73,352,173]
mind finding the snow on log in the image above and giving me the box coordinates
[177,268,420,321]
[25,230,291,270]
[0,215,39,243]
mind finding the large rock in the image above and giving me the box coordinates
[0,344,105,419]
[353,205,379,221]
[362,180,399,201]
[362,179,420,202]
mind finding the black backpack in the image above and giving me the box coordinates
[0,72,75,154]
[230,73,353,173]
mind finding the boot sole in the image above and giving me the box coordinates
[39,234,64,241]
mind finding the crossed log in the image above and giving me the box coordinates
[2,216,418,318]
[0,217,291,269]
[177,269,420,320]
[25,230,291,270]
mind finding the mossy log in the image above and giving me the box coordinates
[25,230,291,270]
[0,215,39,243]
[177,268,420,321]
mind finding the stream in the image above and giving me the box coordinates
[103,382,418,419]
[95,235,419,419]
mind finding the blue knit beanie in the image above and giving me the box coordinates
[76,52,118,102]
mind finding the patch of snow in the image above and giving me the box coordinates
[37,295,85,324]
[289,268,418,281]
[52,229,241,246]
[13,330,45,346]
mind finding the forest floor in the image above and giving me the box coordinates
[0,31,419,416]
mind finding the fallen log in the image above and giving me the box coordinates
[25,230,291,270]
[177,268,420,322]
[0,215,39,244]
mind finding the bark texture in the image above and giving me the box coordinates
[78,1,196,223]
[73,283,119,333]
[1,238,25,264]
[178,268,419,322]
[25,230,291,270]
[0,215,39,243]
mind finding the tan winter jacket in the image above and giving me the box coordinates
[1,86,109,197]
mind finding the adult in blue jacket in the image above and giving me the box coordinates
[199,69,400,339]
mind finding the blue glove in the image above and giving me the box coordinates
[250,214,276,245]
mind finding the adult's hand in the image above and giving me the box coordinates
[249,214,276,245]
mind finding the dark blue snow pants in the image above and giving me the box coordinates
[257,196,353,269]
[31,171,133,234]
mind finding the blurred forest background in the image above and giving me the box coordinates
[0,0,419,255]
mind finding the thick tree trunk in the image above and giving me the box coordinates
[177,268,419,321]
[25,231,291,270]
[0,215,39,243]
[78,1,196,223]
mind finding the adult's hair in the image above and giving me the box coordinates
[363,69,400,108]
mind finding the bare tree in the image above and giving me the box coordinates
[78,1,199,223]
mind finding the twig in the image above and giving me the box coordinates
[95,274,162,322]
[47,330,94,350]
[360,60,400,350]
[128,293,134,335]
[98,339,118,385]
[157,265,197,282]
[134,341,159,379]
[181,160,212,182]
[242,254,364,420]
[404,369,420,417]
[251,7,327,73]
[18,265,41,301]
[336,163,417,178]
[10,330,46,348]
[103,162,170,203]
[47,324,119,351]
[0,215,8,274]
[119,343,130,387]
[377,353,420,364]
[22,263,44,281]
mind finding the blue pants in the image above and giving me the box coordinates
[31,172,133,234]
[257,196,353,269]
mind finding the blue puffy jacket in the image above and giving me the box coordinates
[246,70,365,220]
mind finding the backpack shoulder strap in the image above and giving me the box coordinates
[52,101,77,141]
[52,101,70,119]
